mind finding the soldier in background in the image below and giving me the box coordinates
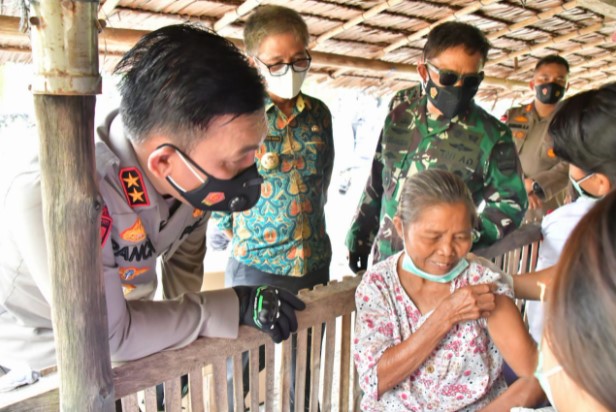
[503,55,570,222]
[346,22,528,273]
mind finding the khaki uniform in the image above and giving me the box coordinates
[0,110,239,371]
[504,103,568,218]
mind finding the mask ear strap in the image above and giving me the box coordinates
[175,150,206,184]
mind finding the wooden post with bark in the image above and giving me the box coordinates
[28,0,114,410]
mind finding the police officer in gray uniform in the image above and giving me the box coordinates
[503,55,570,221]
[0,25,304,385]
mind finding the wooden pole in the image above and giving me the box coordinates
[29,1,113,411]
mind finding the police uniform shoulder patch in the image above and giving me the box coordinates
[120,217,146,243]
[119,167,150,207]
[100,206,112,247]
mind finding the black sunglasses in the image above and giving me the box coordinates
[425,61,484,88]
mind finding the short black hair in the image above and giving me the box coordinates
[423,22,491,63]
[549,82,616,184]
[114,24,266,150]
[535,54,570,73]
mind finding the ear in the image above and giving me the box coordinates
[417,62,428,83]
[147,145,176,180]
[393,215,405,240]
[529,80,535,91]
[595,173,612,196]
[247,55,257,69]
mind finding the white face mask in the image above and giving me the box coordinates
[259,67,307,100]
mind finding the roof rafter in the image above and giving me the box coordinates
[213,0,264,33]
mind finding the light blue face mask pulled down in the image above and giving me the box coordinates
[401,253,469,283]
[569,173,602,201]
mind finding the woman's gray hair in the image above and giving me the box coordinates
[397,169,478,227]
[244,5,310,56]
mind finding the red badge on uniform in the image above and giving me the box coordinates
[100,206,112,247]
[120,167,150,207]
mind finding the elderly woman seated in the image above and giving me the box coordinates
[353,169,543,411]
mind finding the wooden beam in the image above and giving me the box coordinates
[213,0,263,33]
[310,0,404,48]
[486,0,579,40]
[488,22,604,67]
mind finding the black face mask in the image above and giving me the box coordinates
[160,144,263,212]
[425,75,479,119]
[535,82,566,104]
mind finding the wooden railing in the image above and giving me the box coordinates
[1,275,362,412]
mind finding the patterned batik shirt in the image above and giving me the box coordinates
[346,89,528,262]
[353,253,514,411]
[213,93,334,276]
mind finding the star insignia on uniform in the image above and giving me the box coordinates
[128,188,145,203]
[123,173,140,188]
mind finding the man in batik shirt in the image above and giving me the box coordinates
[346,22,527,273]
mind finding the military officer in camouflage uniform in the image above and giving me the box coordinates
[504,55,570,221]
[346,22,528,272]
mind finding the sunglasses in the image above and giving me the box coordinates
[425,61,485,88]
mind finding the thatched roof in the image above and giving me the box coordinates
[1,0,615,101]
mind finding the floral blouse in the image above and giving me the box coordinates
[353,252,514,411]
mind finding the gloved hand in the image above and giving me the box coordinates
[348,251,368,274]
[233,285,306,343]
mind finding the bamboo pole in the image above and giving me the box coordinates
[488,22,604,67]
[213,0,264,33]
[29,1,113,411]
[310,0,404,48]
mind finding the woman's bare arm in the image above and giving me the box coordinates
[481,295,545,411]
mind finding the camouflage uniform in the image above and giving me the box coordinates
[504,102,568,216]
[346,89,528,263]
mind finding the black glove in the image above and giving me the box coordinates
[348,251,368,274]
[233,285,306,343]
